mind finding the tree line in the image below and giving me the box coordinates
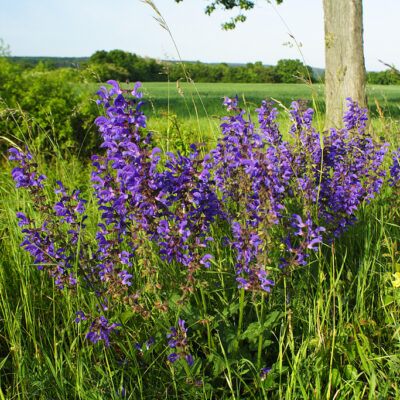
[9,50,399,85]
[89,50,400,85]
[87,49,317,83]
[367,70,400,85]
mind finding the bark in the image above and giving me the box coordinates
[323,0,367,128]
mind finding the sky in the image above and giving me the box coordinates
[0,0,399,71]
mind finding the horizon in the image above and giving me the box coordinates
[7,54,392,74]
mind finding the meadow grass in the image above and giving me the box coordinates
[1,83,400,399]
[1,150,400,399]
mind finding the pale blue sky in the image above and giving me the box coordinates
[0,0,399,71]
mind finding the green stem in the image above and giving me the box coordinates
[257,293,265,371]
[200,286,214,349]
[182,357,193,381]
[234,288,245,355]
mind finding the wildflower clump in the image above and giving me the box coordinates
[8,81,390,388]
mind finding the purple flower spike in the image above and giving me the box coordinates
[75,311,87,323]
[166,327,177,339]
[85,316,121,347]
[200,254,213,268]
[119,270,133,286]
[107,80,122,96]
[16,212,29,227]
[186,354,194,366]
[131,82,143,99]
[166,319,193,366]
[55,181,67,195]
[9,148,24,162]
[222,95,239,111]
[168,353,180,363]
[178,318,186,332]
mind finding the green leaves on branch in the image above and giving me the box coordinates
[175,0,283,30]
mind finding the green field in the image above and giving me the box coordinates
[139,82,326,119]
[83,82,400,122]
[136,82,399,119]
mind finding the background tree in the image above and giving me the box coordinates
[175,0,368,128]
[274,59,315,84]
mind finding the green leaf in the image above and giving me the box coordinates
[331,368,341,388]
[262,311,282,329]
[343,364,358,380]
[209,353,226,377]
[262,339,274,350]
[229,302,241,315]
[383,294,394,306]
[119,311,135,324]
[0,354,10,371]
[240,322,260,343]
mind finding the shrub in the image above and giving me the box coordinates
[0,57,100,158]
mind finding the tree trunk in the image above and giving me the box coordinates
[323,0,367,128]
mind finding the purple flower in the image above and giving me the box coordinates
[222,95,238,111]
[116,388,126,398]
[146,337,155,349]
[131,82,143,99]
[166,319,193,366]
[260,367,271,381]
[16,212,30,227]
[186,354,194,366]
[200,254,213,268]
[85,316,121,347]
[9,147,47,189]
[119,270,133,286]
[107,80,122,96]
[168,353,180,363]
[75,311,87,323]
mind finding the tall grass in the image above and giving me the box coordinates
[1,94,400,399]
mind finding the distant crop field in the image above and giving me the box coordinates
[140,82,324,118]
[137,82,400,120]
[82,82,399,122]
